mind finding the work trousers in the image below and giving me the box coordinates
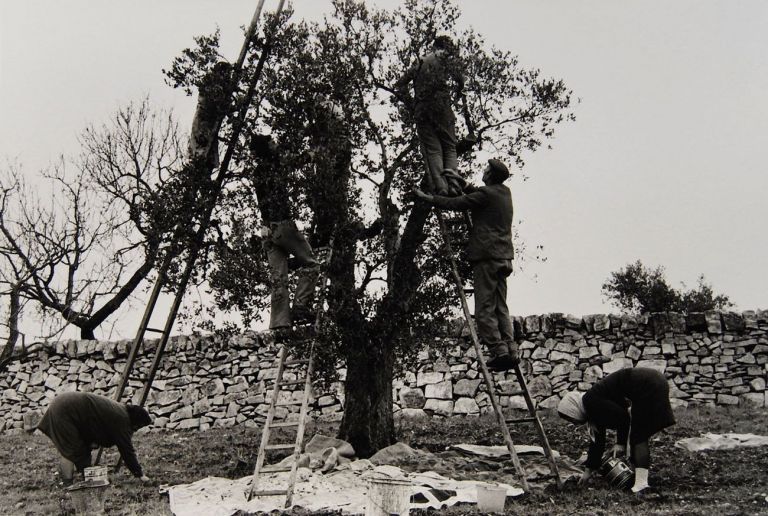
[263,221,320,329]
[416,113,458,195]
[473,259,514,357]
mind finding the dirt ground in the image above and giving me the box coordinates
[1,405,767,515]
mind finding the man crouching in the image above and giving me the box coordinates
[35,392,152,485]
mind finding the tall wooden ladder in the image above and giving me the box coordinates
[96,0,288,469]
[436,211,562,491]
[247,243,333,507]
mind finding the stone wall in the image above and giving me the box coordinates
[2,310,767,433]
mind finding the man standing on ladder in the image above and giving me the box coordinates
[395,35,465,196]
[414,158,518,371]
[248,134,320,330]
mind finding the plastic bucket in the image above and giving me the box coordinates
[366,478,411,516]
[476,484,507,512]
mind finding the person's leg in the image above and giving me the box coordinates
[274,222,320,319]
[630,440,650,493]
[58,456,76,485]
[473,261,505,358]
[416,121,449,195]
[264,236,291,329]
[493,260,517,362]
[436,117,459,193]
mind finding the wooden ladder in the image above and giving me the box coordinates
[436,211,562,491]
[247,243,333,507]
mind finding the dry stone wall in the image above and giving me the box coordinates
[2,310,767,433]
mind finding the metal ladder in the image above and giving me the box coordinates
[436,211,562,491]
[247,244,333,507]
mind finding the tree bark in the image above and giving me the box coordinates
[0,284,21,371]
[337,202,432,456]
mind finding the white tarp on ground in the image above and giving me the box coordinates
[675,433,768,452]
[167,464,523,515]
[166,436,582,515]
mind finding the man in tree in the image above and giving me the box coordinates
[414,158,518,371]
[395,35,465,196]
[248,134,320,330]
[34,392,152,485]
[188,61,234,170]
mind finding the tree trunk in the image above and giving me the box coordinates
[79,326,96,340]
[337,203,432,456]
[0,285,21,369]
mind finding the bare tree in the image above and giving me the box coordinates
[0,99,185,340]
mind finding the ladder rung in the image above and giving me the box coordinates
[463,288,475,295]
[145,327,165,334]
[264,444,296,451]
[284,359,310,366]
[269,421,300,429]
[260,465,293,473]
[276,400,305,407]
[506,417,537,424]
[251,489,288,496]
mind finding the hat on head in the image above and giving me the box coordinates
[487,158,510,182]
[557,391,587,424]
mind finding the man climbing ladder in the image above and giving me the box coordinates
[414,158,518,371]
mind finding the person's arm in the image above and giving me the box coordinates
[585,424,606,471]
[114,434,144,478]
[413,188,487,211]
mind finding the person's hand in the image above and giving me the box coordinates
[139,475,151,484]
[611,444,627,458]
[578,468,595,486]
[412,188,432,202]
[442,170,467,188]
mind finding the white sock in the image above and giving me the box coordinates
[631,467,649,493]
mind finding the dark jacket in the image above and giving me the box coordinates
[428,183,514,262]
[37,392,144,477]
[395,51,464,126]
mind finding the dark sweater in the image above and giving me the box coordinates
[37,392,143,477]
[428,183,514,262]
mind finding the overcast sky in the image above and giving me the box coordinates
[1,1,766,339]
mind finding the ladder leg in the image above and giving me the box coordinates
[513,365,563,488]
[248,346,288,500]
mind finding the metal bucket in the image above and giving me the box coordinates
[366,477,411,516]
[599,455,634,489]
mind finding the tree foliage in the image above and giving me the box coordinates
[602,260,733,315]
[162,0,576,455]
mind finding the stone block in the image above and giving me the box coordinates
[749,378,766,391]
[578,347,599,360]
[550,351,577,363]
[539,395,561,410]
[424,381,452,400]
[398,408,428,420]
[423,399,454,416]
[399,388,426,409]
[599,341,613,357]
[565,314,583,329]
[531,347,549,360]
[454,379,482,397]
[669,312,686,333]
[550,363,574,377]
[716,394,739,405]
[554,342,576,353]
[44,375,62,390]
[626,345,641,360]
[705,311,722,333]
[524,315,540,334]
[528,376,552,398]
[593,314,611,332]
[603,358,633,375]
[635,359,667,374]
[416,372,444,387]
[722,312,746,332]
[583,365,603,383]
[177,418,200,430]
[454,398,480,415]
[737,353,756,364]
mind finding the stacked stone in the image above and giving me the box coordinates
[2,310,767,432]
[0,332,345,434]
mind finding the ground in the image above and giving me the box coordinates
[2,405,768,515]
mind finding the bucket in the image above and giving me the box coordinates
[366,477,412,516]
[66,484,109,515]
[599,455,634,490]
[476,484,507,513]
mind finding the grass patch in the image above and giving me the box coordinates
[1,406,767,514]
